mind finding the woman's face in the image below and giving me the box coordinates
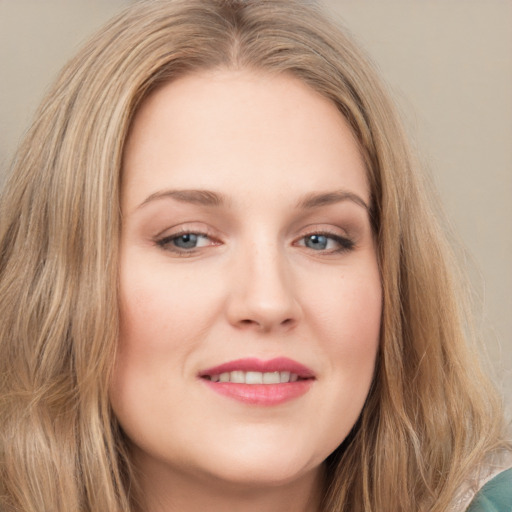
[112,69,381,489]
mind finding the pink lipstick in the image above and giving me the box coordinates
[198,357,315,405]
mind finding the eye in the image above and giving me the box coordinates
[156,231,215,253]
[171,233,206,249]
[296,232,354,253]
[304,234,330,250]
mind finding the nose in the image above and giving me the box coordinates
[225,243,302,333]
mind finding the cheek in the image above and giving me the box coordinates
[110,258,215,420]
[116,256,220,358]
[335,276,381,357]
[334,273,381,382]
[303,264,381,418]
[306,264,382,352]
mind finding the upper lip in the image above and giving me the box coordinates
[199,357,315,379]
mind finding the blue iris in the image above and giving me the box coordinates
[305,234,328,250]
[173,233,200,249]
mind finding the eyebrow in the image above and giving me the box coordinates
[137,188,369,212]
[138,189,226,209]
[296,190,370,212]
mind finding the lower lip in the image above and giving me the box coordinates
[201,379,314,405]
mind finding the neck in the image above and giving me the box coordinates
[133,456,325,512]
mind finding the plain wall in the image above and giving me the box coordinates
[0,0,511,411]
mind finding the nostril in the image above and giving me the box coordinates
[236,317,295,330]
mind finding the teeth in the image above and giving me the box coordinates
[206,371,301,384]
[245,371,263,384]
[230,371,245,383]
[263,371,280,384]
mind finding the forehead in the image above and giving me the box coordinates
[122,68,369,212]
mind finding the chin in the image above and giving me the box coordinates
[202,461,321,490]
[193,440,326,489]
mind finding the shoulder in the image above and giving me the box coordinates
[465,467,512,512]
[449,449,512,512]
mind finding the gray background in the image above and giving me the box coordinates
[1,1,510,413]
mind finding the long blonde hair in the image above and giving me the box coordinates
[0,1,508,510]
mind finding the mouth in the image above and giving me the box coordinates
[198,357,315,405]
[202,370,305,384]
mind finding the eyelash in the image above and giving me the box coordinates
[295,231,355,254]
[155,229,355,256]
[155,229,219,256]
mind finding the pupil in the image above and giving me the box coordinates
[174,233,198,249]
[306,235,327,250]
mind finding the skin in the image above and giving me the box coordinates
[111,69,382,512]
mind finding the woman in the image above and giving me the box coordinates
[0,1,510,511]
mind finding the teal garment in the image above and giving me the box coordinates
[466,468,512,512]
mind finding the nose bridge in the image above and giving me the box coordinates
[226,235,301,331]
